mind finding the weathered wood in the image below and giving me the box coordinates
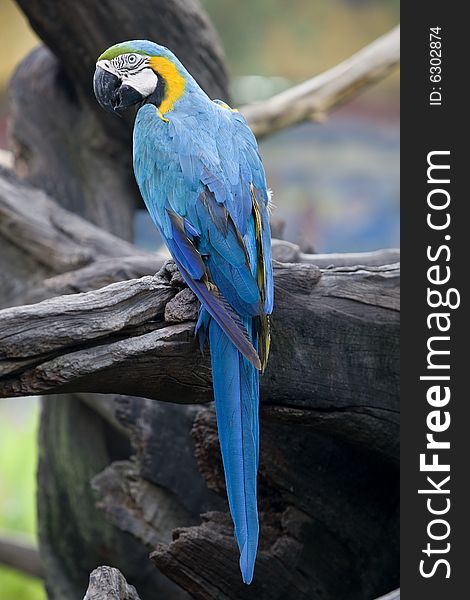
[37,392,190,600]
[0,259,399,460]
[90,397,225,517]
[241,26,400,139]
[0,165,159,306]
[0,167,55,307]
[2,165,399,308]
[272,240,400,268]
[83,566,141,600]
[0,168,145,274]
[150,511,305,600]
[0,163,149,308]
[85,396,398,600]
[92,461,199,550]
[23,255,164,305]
[28,245,398,304]
[85,397,398,599]
[0,533,43,579]
[159,405,398,599]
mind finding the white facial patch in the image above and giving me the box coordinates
[122,68,159,97]
[96,54,159,98]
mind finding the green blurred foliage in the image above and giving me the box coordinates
[0,399,46,599]
[0,567,45,600]
[202,0,399,80]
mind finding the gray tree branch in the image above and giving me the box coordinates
[1,166,399,306]
[0,168,146,275]
[0,259,399,459]
[0,533,43,579]
[241,26,400,139]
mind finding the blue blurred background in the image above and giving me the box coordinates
[0,0,399,597]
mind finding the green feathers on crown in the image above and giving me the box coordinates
[98,44,147,61]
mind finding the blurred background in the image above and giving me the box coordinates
[0,0,399,597]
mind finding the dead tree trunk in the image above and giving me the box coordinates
[1,1,400,598]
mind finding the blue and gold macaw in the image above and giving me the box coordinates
[93,40,273,584]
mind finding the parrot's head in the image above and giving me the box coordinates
[93,40,186,115]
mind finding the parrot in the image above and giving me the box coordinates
[93,40,273,584]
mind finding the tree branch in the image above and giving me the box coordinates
[1,166,399,306]
[0,260,399,459]
[0,167,155,307]
[0,533,43,579]
[271,239,400,268]
[0,168,145,275]
[241,26,400,139]
[25,245,399,305]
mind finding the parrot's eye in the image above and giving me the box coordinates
[128,55,137,64]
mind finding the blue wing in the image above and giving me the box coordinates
[133,100,273,355]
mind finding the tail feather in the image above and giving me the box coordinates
[209,318,259,584]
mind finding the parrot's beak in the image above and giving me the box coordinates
[93,65,143,114]
[93,66,120,113]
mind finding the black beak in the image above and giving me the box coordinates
[93,66,144,114]
[93,66,120,113]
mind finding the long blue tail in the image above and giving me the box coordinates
[209,317,259,584]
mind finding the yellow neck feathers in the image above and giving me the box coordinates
[149,56,186,115]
